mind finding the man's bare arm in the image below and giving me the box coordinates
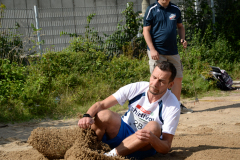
[78,95,119,129]
[177,23,187,48]
[143,26,159,60]
[85,95,118,117]
[136,130,174,154]
[150,133,174,154]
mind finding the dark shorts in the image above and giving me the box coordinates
[102,119,156,160]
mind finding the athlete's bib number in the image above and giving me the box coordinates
[129,112,150,131]
[133,120,144,129]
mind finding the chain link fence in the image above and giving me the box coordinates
[0,8,36,56]
[0,4,143,55]
[1,1,228,55]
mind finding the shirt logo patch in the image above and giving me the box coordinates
[136,105,151,114]
[169,14,176,20]
[157,9,160,12]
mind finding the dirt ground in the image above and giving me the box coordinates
[0,90,240,160]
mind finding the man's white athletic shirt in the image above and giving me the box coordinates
[113,81,180,136]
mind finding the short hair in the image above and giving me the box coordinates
[155,61,177,82]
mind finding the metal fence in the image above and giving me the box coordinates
[0,8,36,55]
[1,1,227,55]
[0,4,142,54]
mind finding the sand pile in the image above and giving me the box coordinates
[28,127,81,159]
[28,127,128,160]
[0,149,48,160]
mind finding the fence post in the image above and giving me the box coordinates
[211,0,215,25]
[211,0,215,35]
[34,5,42,58]
[142,0,150,18]
[194,0,200,14]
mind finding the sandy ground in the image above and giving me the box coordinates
[0,90,240,160]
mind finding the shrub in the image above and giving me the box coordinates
[0,59,27,121]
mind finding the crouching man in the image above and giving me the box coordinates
[78,61,180,159]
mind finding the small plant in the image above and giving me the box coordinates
[61,13,104,53]
[0,58,27,121]
[104,2,143,56]
[0,3,24,62]
[122,36,146,59]
[62,2,143,57]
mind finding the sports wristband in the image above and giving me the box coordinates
[83,113,92,118]
[180,39,185,43]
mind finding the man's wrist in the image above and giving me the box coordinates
[149,46,156,51]
[83,113,92,118]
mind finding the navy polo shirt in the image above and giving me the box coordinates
[144,1,182,55]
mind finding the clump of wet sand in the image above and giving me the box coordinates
[28,127,81,159]
[28,127,128,160]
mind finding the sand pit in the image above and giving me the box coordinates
[0,90,240,160]
[27,127,127,160]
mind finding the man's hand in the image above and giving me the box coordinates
[150,49,159,60]
[78,117,94,129]
[135,129,153,143]
[181,39,187,49]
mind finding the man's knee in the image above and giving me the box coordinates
[144,121,161,137]
[95,110,116,122]
[94,110,121,140]
[95,110,121,128]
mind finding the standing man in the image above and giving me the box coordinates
[78,61,180,159]
[143,0,192,114]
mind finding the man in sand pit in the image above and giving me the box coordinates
[78,61,180,159]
